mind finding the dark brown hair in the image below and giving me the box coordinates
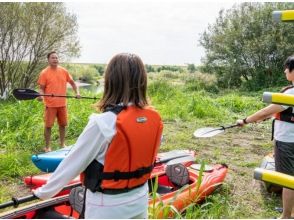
[98,53,148,111]
[47,51,57,59]
[284,55,294,72]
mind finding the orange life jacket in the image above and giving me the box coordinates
[81,105,163,194]
[273,85,294,123]
[274,107,294,123]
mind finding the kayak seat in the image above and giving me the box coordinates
[34,207,71,219]
[156,185,173,194]
[69,186,85,215]
[148,179,173,194]
[166,163,189,187]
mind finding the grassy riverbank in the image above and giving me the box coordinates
[0,71,283,218]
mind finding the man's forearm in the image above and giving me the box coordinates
[39,85,46,95]
[71,82,80,95]
[38,86,45,101]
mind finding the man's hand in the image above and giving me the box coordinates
[37,96,44,102]
[76,94,81,99]
[236,118,248,127]
[31,189,41,200]
[236,119,245,127]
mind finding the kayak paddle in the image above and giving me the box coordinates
[193,124,239,138]
[0,195,71,219]
[13,88,97,100]
[155,150,195,164]
[0,182,81,209]
[166,155,195,165]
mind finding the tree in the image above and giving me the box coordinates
[145,64,155,73]
[64,64,100,84]
[93,65,105,76]
[0,2,80,98]
[199,2,294,89]
[187,64,196,73]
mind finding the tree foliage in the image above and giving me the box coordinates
[64,64,102,84]
[145,64,155,73]
[0,2,80,97]
[187,64,196,73]
[199,2,294,89]
[93,64,105,76]
[157,65,183,73]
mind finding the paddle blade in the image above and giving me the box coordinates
[166,155,195,166]
[13,88,40,100]
[190,164,214,172]
[193,127,224,138]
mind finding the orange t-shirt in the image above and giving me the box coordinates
[37,66,73,107]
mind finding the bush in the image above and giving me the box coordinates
[145,64,155,73]
[65,64,100,84]
[187,64,196,73]
[157,65,184,73]
[184,72,219,93]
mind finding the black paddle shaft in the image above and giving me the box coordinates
[194,123,240,138]
[0,195,36,209]
[13,88,97,100]
[0,182,82,210]
[222,124,239,130]
[206,123,239,133]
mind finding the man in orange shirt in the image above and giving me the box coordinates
[37,51,80,152]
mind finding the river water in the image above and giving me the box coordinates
[68,81,104,94]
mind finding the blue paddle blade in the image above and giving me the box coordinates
[13,88,40,100]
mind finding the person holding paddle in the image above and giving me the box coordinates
[33,53,163,218]
[37,51,80,152]
[237,55,294,219]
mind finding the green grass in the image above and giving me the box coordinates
[0,71,284,218]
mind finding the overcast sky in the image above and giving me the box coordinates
[66,1,239,65]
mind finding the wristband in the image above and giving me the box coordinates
[243,118,248,124]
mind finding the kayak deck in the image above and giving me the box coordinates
[2,164,228,219]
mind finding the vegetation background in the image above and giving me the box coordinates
[0,1,293,218]
[0,67,284,218]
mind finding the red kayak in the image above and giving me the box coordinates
[0,163,228,219]
[24,150,196,194]
[31,147,195,173]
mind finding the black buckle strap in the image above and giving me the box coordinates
[100,183,145,195]
[134,168,145,178]
[104,105,127,115]
[271,119,275,141]
[101,165,154,180]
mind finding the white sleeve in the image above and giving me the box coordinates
[34,114,114,200]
